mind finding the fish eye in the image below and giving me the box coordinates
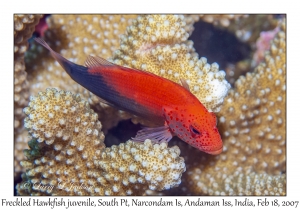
[189,125,201,137]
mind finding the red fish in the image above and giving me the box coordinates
[35,38,223,155]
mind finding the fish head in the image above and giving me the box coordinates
[163,105,223,155]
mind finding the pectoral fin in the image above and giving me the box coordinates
[180,78,190,91]
[132,125,173,143]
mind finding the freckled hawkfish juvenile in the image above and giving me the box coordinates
[35,38,223,155]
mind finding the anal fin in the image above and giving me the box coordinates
[97,97,117,108]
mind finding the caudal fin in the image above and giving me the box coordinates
[34,38,76,74]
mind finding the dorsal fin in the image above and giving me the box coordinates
[180,78,190,91]
[85,55,165,77]
[85,55,115,68]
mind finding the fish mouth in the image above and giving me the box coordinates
[206,147,223,155]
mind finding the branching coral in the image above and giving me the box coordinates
[173,19,286,196]
[14,14,43,177]
[111,15,231,113]
[22,88,104,146]
[14,14,42,132]
[14,15,43,57]
[17,88,185,195]
[14,129,30,177]
[218,19,286,175]
[189,169,285,196]
[94,140,185,194]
